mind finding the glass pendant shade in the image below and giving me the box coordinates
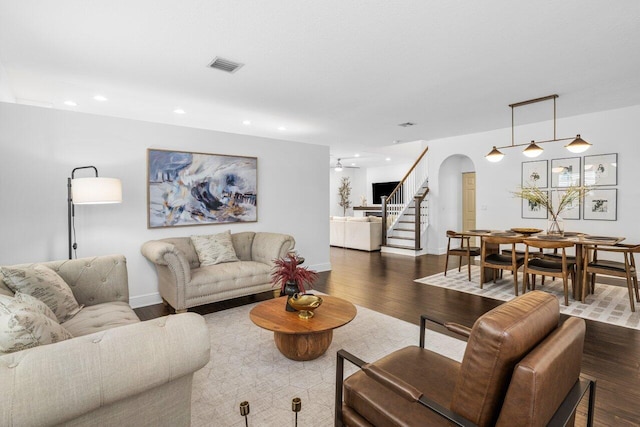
[485,146,505,162]
[523,141,544,158]
[565,134,592,153]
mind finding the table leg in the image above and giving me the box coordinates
[274,330,333,361]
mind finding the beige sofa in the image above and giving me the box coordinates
[141,231,295,312]
[0,255,210,426]
[330,216,382,251]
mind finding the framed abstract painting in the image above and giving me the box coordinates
[147,149,257,228]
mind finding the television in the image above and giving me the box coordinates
[372,181,401,204]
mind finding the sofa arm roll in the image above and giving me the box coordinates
[0,313,210,426]
[252,233,296,265]
[141,240,192,285]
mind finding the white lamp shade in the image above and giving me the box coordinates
[72,177,122,204]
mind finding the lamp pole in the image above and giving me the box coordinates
[68,166,99,259]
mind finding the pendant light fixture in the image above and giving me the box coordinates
[485,94,592,162]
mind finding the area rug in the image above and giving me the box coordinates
[189,299,467,426]
[415,266,640,330]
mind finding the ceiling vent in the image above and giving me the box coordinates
[398,122,416,127]
[208,57,244,73]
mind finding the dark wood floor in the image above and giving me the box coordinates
[136,247,640,426]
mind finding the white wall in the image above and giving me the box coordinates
[0,102,330,307]
[0,61,16,103]
[437,155,476,237]
[426,104,640,254]
[366,163,412,204]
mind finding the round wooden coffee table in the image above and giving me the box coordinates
[249,295,357,361]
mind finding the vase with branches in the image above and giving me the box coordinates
[338,177,352,216]
[513,184,591,235]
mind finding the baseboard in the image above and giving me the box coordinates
[129,292,163,309]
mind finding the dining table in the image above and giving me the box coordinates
[460,229,625,301]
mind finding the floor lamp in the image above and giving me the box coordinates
[67,166,122,259]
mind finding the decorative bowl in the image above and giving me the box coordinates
[510,227,543,236]
[288,294,323,319]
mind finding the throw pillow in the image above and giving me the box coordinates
[0,294,73,354]
[1,264,83,323]
[191,230,239,266]
[14,292,58,321]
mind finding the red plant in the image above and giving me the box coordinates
[271,253,318,293]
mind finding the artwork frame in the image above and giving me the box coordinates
[551,157,581,188]
[583,188,617,221]
[552,189,580,220]
[522,191,549,219]
[147,148,258,228]
[521,160,548,188]
[583,153,617,186]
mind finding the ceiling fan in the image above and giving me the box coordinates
[332,158,360,171]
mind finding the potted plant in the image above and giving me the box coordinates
[272,253,318,311]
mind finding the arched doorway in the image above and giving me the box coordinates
[437,154,476,247]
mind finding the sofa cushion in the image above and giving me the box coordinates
[332,216,347,221]
[231,231,256,261]
[160,237,201,268]
[346,216,370,222]
[1,264,83,323]
[61,301,140,337]
[191,231,239,266]
[0,294,73,354]
[188,261,272,296]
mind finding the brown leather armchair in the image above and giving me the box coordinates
[335,291,595,426]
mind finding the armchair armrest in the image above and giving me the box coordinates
[0,313,210,426]
[420,314,471,347]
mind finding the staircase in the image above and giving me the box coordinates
[381,147,429,256]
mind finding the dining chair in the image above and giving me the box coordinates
[582,243,640,312]
[444,230,481,281]
[523,238,576,306]
[480,235,525,295]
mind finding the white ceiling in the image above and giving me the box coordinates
[1,1,639,168]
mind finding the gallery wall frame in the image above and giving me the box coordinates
[583,188,617,221]
[147,148,258,228]
[521,160,548,188]
[551,157,581,188]
[522,191,549,219]
[583,153,617,186]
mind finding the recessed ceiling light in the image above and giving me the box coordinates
[277,126,287,131]
[63,100,77,107]
[385,157,391,161]
[354,153,360,157]
[93,95,108,102]
[351,163,356,166]
[173,109,186,114]
[242,120,251,125]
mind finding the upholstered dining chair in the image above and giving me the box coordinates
[582,243,640,312]
[335,291,596,427]
[523,238,576,306]
[480,235,525,295]
[445,230,481,281]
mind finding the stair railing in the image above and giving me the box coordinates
[382,146,429,248]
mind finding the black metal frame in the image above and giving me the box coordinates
[335,314,597,427]
[68,166,99,259]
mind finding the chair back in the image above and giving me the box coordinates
[482,235,523,246]
[523,238,574,250]
[450,291,559,427]
[496,316,585,426]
